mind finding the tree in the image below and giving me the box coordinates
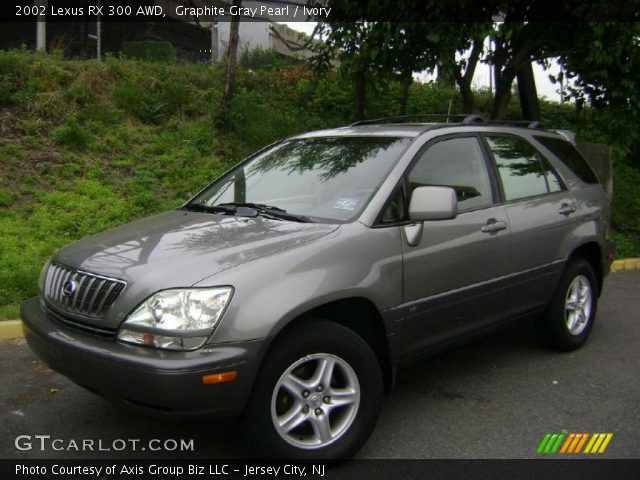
[312,22,394,120]
[390,23,450,115]
[217,0,242,127]
[313,22,449,120]
[555,22,640,156]
[317,2,494,118]
[432,23,491,113]
[320,0,638,120]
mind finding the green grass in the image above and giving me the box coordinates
[0,49,638,319]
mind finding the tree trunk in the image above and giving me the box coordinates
[436,53,456,89]
[217,1,241,126]
[460,82,474,114]
[354,68,366,121]
[399,75,411,116]
[458,38,483,114]
[491,81,512,120]
[516,62,541,121]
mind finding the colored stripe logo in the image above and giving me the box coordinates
[537,433,613,454]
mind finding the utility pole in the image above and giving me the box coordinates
[488,36,493,94]
[97,0,101,59]
[87,0,101,59]
[211,20,219,63]
[36,0,47,52]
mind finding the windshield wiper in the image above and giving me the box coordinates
[184,202,313,223]
[217,202,314,223]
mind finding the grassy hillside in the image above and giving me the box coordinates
[0,50,637,319]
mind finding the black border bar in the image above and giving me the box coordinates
[3,459,640,480]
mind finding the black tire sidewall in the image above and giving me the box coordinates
[545,258,598,350]
[243,320,383,459]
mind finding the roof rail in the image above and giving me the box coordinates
[483,120,547,130]
[349,113,482,126]
[348,114,547,130]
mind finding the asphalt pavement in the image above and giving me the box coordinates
[1,271,638,460]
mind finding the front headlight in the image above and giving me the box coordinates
[117,287,233,351]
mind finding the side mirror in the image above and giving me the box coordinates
[409,186,458,221]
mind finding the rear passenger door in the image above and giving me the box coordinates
[400,134,510,358]
[483,134,577,317]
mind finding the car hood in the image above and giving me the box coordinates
[53,210,339,288]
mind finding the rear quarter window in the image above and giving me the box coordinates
[534,136,600,184]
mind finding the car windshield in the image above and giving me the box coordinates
[188,136,411,222]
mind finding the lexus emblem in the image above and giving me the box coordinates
[62,280,77,297]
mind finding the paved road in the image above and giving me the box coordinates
[1,272,638,460]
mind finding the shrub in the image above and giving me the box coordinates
[611,161,640,257]
[122,41,177,63]
[238,47,295,70]
[52,115,92,149]
[112,79,168,124]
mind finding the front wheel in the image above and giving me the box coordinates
[537,258,598,351]
[242,320,383,459]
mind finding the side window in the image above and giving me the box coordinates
[408,137,493,211]
[486,136,562,201]
[540,159,564,193]
[534,135,600,184]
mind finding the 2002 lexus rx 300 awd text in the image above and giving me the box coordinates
[21,116,615,459]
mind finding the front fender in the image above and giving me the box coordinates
[199,223,403,344]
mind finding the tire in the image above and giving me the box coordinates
[242,320,383,459]
[537,258,598,351]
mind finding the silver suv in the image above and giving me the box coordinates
[21,116,616,459]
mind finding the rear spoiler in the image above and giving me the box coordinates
[550,129,577,145]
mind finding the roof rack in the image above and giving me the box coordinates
[349,114,482,126]
[349,114,546,130]
[484,120,546,130]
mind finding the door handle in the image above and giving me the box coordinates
[481,218,508,233]
[558,203,577,215]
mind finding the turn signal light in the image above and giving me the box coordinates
[201,371,238,385]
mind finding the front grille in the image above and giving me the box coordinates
[43,263,126,317]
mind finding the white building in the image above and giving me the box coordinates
[216,21,318,61]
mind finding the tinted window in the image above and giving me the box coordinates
[409,137,493,211]
[486,136,560,201]
[535,135,600,184]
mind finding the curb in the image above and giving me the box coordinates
[0,320,23,340]
[0,259,639,340]
[611,258,640,272]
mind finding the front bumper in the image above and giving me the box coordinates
[21,296,264,416]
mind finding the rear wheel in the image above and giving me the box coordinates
[242,320,383,459]
[537,258,598,350]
